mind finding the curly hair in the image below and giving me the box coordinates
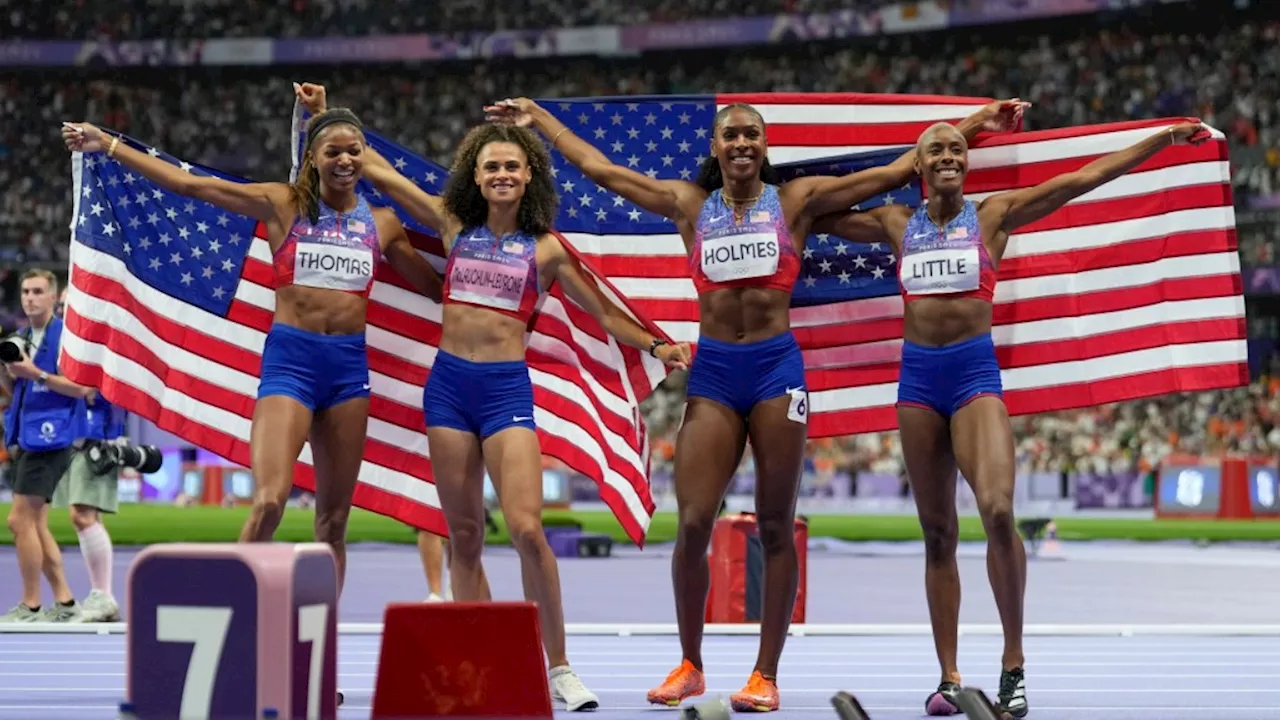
[695,103,780,192]
[290,108,365,225]
[442,124,558,236]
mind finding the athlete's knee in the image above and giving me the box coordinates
[505,513,547,557]
[313,506,351,544]
[755,512,797,556]
[676,505,718,551]
[448,517,486,565]
[248,490,287,527]
[977,491,1016,538]
[921,517,958,564]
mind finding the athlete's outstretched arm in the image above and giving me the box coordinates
[787,99,1030,219]
[378,211,444,303]
[61,122,284,223]
[811,203,914,256]
[546,235,692,370]
[982,121,1211,234]
[294,83,458,239]
[486,98,703,221]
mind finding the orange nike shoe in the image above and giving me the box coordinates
[646,659,706,706]
[730,671,780,712]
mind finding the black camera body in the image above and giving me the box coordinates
[86,438,164,475]
[0,333,31,363]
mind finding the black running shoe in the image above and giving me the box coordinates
[997,667,1028,718]
[925,681,962,716]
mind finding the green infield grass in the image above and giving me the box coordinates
[1,503,1278,546]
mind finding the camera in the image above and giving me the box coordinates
[0,333,30,363]
[86,438,164,475]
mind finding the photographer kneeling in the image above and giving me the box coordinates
[1,270,97,623]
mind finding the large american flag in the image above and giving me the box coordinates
[59,131,670,545]
[533,94,1248,437]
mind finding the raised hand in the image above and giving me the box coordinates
[483,97,537,127]
[981,99,1032,133]
[294,82,327,114]
[1169,121,1212,146]
[61,122,107,153]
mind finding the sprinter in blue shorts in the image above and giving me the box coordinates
[295,83,691,712]
[492,94,1027,711]
[818,118,1212,718]
[62,108,444,586]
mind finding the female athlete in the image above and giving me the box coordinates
[60,110,443,588]
[296,84,691,711]
[486,95,1027,711]
[817,119,1211,717]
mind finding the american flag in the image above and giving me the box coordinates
[532,94,1247,436]
[60,131,669,545]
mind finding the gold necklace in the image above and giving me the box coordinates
[721,190,762,220]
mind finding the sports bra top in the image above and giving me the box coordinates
[689,184,801,295]
[442,225,542,323]
[273,195,382,297]
[897,200,996,303]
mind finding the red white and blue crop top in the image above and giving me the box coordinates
[689,184,801,295]
[897,200,997,303]
[273,195,382,297]
[442,226,542,323]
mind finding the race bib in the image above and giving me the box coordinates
[294,243,376,292]
[899,245,980,295]
[700,231,780,283]
[447,256,529,312]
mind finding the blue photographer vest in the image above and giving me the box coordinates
[78,396,126,441]
[3,317,79,452]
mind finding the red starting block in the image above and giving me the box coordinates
[372,602,553,718]
[126,542,339,719]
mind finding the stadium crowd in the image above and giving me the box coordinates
[4,0,891,38]
[2,2,1278,482]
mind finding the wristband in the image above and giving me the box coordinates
[648,338,668,357]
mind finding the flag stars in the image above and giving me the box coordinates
[177,226,190,241]
[208,239,222,254]
[221,259,235,272]
[165,207,178,220]
[838,270,851,284]
[593,127,607,140]
[803,276,817,288]
[148,257,161,270]
[852,255,867,268]
[394,157,407,170]
[819,259,833,273]
[835,242,848,255]
[158,232,172,245]
[578,194,593,207]
[195,221,208,234]
[627,209,641,221]
[202,266,215,279]
[216,214,230,228]
[169,252,183,265]
[180,272,193,285]
[190,246,204,259]
[211,287,227,300]
[871,267,886,279]
[595,208,607,221]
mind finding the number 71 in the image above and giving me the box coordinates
[155,603,330,719]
